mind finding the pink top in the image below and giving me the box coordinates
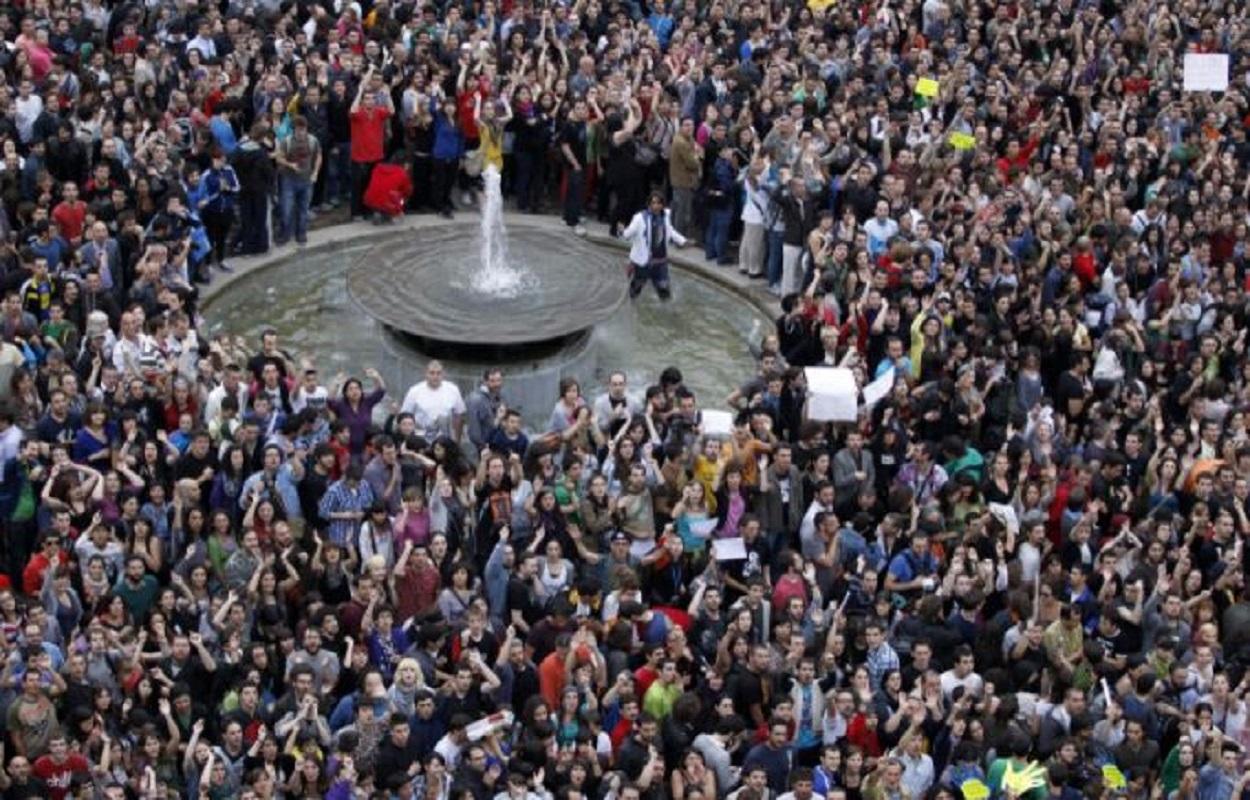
[395,508,431,550]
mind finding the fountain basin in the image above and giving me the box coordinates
[347,224,627,351]
[201,220,771,426]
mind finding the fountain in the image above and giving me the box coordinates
[467,166,533,298]
[204,184,771,422]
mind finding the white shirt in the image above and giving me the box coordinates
[0,424,22,465]
[291,384,329,414]
[862,216,899,257]
[939,668,984,700]
[204,382,250,426]
[14,94,42,143]
[434,733,463,770]
[401,380,466,437]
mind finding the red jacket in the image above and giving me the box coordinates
[23,550,68,596]
[363,163,413,216]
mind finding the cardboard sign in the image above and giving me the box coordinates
[807,0,837,10]
[1183,53,1229,91]
[915,77,940,98]
[805,367,858,422]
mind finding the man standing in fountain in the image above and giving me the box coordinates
[620,192,688,301]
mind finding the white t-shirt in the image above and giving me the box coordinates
[400,380,466,437]
[939,669,984,700]
[291,384,329,414]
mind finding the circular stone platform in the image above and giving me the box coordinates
[347,223,628,351]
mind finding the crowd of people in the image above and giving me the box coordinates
[0,1,1249,800]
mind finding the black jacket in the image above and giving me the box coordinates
[231,139,275,194]
[778,191,815,246]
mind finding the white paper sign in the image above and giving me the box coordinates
[467,710,514,741]
[805,367,859,422]
[1184,53,1229,92]
[702,409,735,436]
[689,518,718,539]
[712,537,748,561]
[862,369,895,410]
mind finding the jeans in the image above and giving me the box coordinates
[279,175,312,244]
[671,187,695,239]
[704,207,732,262]
[766,229,784,288]
[629,259,670,298]
[564,167,585,226]
[326,143,351,206]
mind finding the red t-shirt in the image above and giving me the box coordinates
[349,106,390,163]
[52,201,86,242]
[32,753,89,800]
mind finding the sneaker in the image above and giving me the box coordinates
[296,238,308,246]
[440,210,454,219]
[218,262,233,273]
[460,191,474,206]
[767,284,782,296]
[574,225,587,237]
[657,286,672,301]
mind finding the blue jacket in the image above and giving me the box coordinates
[200,166,240,215]
[210,116,238,155]
[647,12,674,47]
[431,100,463,161]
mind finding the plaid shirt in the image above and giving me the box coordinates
[317,478,376,547]
[866,641,900,692]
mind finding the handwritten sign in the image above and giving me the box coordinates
[1183,53,1229,92]
[915,77,940,98]
[807,0,838,10]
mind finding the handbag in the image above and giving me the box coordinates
[462,148,484,177]
[634,141,659,167]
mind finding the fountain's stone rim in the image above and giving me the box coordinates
[347,222,629,346]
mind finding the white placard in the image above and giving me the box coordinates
[467,710,514,741]
[1184,53,1229,92]
[712,537,748,561]
[689,518,718,539]
[805,367,859,422]
[702,409,735,436]
[862,368,895,410]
